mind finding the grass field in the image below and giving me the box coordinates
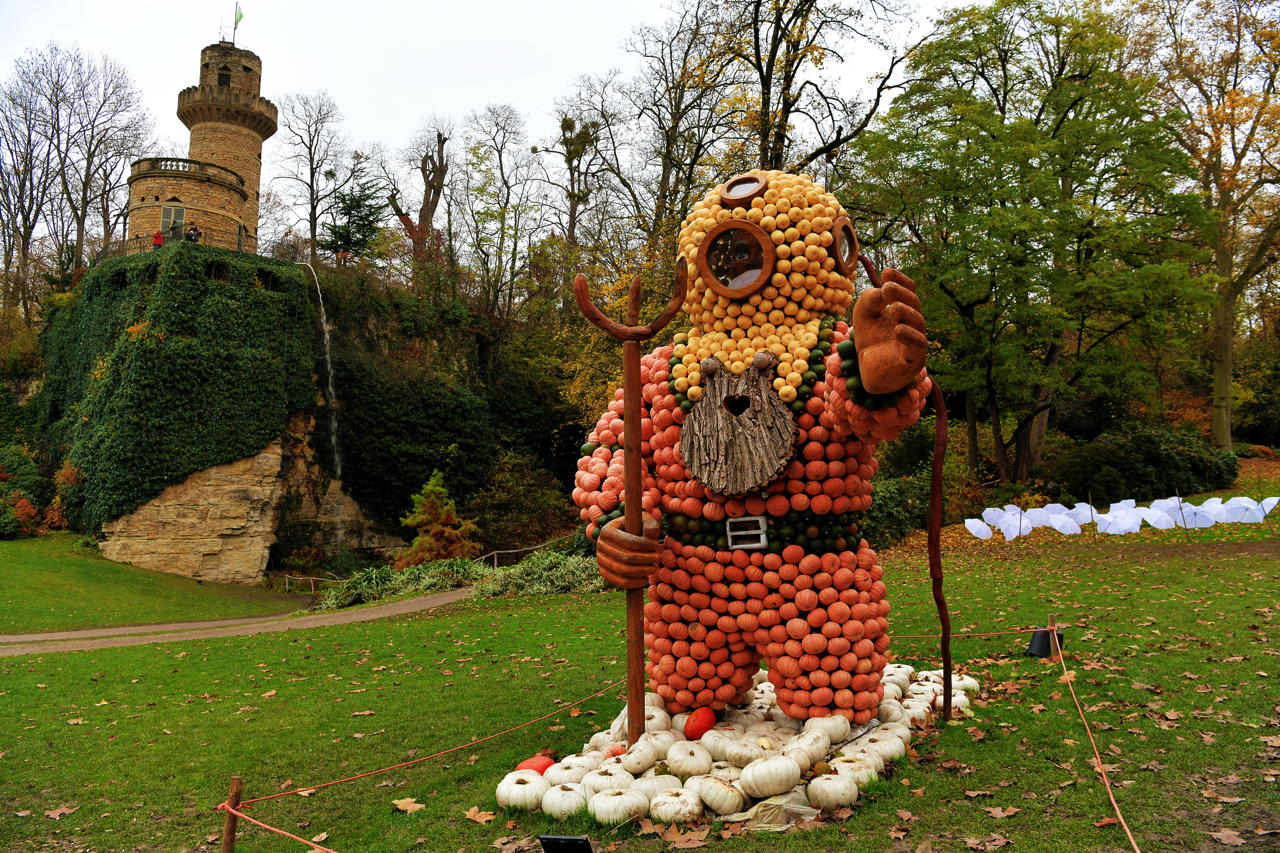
[1,464,1276,852]
[0,534,301,634]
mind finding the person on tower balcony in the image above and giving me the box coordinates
[186,224,201,243]
[152,230,164,251]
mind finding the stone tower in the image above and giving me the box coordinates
[127,42,277,253]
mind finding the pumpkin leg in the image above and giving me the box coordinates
[645,538,759,714]
[757,542,890,723]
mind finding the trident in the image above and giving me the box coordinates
[574,265,687,745]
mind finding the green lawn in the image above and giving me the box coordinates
[0,534,300,634]
[2,517,1276,852]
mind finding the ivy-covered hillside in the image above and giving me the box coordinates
[37,244,316,532]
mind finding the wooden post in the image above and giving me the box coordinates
[575,267,686,748]
[926,382,952,722]
[220,776,242,853]
[1048,614,1060,662]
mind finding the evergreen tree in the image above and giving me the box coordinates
[319,157,388,259]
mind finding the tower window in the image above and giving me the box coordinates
[217,65,231,87]
[161,206,186,234]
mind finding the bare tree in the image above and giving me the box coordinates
[0,68,57,324]
[385,119,451,288]
[21,45,151,268]
[717,0,910,170]
[275,90,351,263]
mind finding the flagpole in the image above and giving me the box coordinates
[232,3,240,43]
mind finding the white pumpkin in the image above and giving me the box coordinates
[645,692,666,709]
[671,712,691,733]
[496,771,550,810]
[649,788,704,823]
[837,745,885,773]
[684,775,747,815]
[708,760,743,781]
[739,755,802,799]
[544,762,589,785]
[723,737,766,768]
[830,756,878,787]
[878,700,906,724]
[790,730,832,764]
[638,729,682,759]
[541,783,588,818]
[588,788,648,824]
[877,722,912,742]
[861,733,906,763]
[807,773,859,809]
[881,682,903,702]
[562,752,604,771]
[753,669,769,685]
[665,742,713,778]
[900,700,931,726]
[768,707,803,729]
[582,767,635,796]
[780,744,813,773]
[644,708,672,732]
[700,730,737,762]
[588,731,615,752]
[725,706,765,726]
[620,740,659,775]
[632,774,683,800]
[804,715,851,744]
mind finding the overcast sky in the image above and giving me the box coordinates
[0,0,960,168]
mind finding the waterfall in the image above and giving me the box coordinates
[300,263,346,549]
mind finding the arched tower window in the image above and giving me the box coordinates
[217,65,231,87]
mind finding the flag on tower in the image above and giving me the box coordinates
[235,3,244,26]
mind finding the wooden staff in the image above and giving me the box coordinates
[575,266,686,746]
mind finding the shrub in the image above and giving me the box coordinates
[0,502,21,540]
[315,557,486,610]
[463,450,574,552]
[1046,423,1238,507]
[0,445,52,506]
[473,551,605,597]
[394,471,481,568]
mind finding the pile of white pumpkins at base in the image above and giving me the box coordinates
[495,665,981,826]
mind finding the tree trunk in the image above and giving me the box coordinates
[989,400,1010,482]
[1209,288,1236,451]
[965,390,979,475]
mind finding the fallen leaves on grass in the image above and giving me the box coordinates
[718,822,746,839]
[661,825,710,848]
[965,790,993,798]
[310,831,329,843]
[982,806,1020,819]
[352,710,375,716]
[44,805,78,820]
[393,798,426,814]
[464,805,495,823]
[491,837,540,852]
[1210,828,1246,846]
[964,834,1010,850]
[1094,817,1118,827]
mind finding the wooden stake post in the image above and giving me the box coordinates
[575,268,686,745]
[220,776,242,853]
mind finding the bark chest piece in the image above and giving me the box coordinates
[680,355,797,497]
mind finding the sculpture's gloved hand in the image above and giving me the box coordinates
[853,268,927,394]
[596,515,662,590]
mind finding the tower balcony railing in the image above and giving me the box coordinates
[129,157,245,188]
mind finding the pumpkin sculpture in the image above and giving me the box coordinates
[573,170,930,723]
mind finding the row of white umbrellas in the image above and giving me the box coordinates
[964,495,1280,541]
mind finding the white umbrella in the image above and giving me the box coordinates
[965,518,994,540]
[1210,503,1248,524]
[1067,503,1096,525]
[1109,499,1137,512]
[1048,514,1082,535]
[1239,506,1267,524]
[1043,503,1069,515]
[1024,507,1052,528]
[1261,497,1279,516]
[1140,508,1176,530]
[1225,496,1258,508]
[981,507,1006,527]
[1199,497,1224,509]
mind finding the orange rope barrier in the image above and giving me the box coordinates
[890,624,1071,639]
[1052,636,1143,852]
[235,677,625,807]
[215,803,340,852]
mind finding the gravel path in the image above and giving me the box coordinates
[0,588,472,657]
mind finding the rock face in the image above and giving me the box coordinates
[100,442,287,584]
[99,413,404,586]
